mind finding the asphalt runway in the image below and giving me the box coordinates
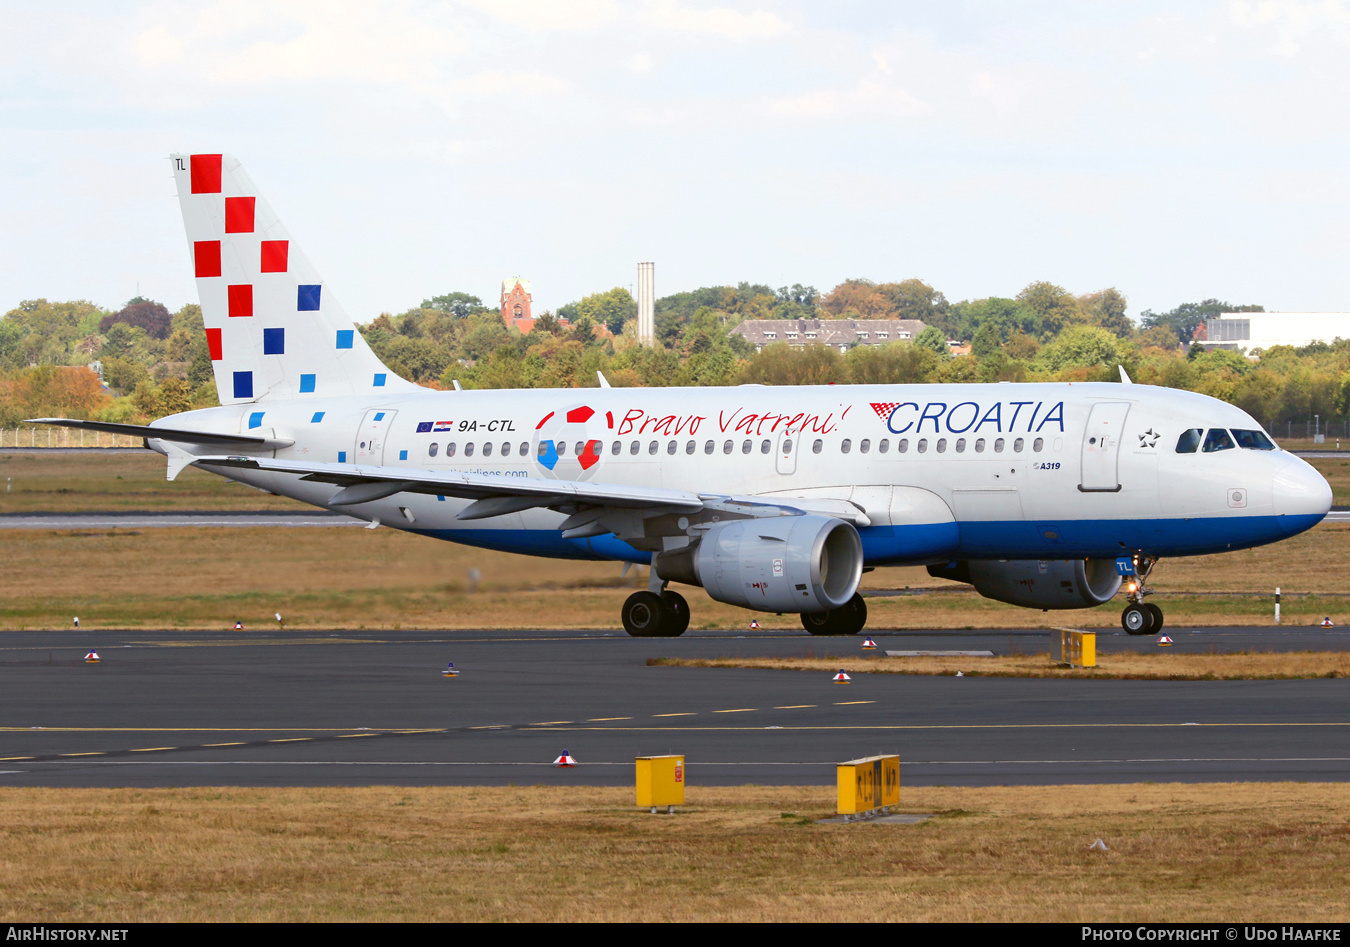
[0,626,1346,789]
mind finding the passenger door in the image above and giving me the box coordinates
[1080,402,1129,492]
[354,409,397,465]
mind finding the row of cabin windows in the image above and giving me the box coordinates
[425,435,1051,460]
[1175,428,1276,453]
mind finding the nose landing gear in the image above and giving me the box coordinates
[1120,556,1164,635]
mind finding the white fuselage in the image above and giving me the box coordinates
[154,381,1331,566]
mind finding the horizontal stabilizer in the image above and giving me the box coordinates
[26,418,295,450]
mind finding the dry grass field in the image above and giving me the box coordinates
[650,651,1350,680]
[0,783,1346,922]
[2,449,1348,631]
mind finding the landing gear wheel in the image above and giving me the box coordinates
[800,593,869,636]
[659,590,690,637]
[1145,603,1164,634]
[1122,603,1155,636]
[622,591,668,637]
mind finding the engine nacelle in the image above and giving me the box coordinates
[655,515,863,613]
[927,559,1123,609]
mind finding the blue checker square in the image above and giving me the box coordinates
[311,411,325,423]
[436,495,445,502]
[298,284,322,311]
[336,329,354,349]
[399,450,408,461]
[233,371,253,399]
[373,373,387,387]
[338,451,347,463]
[374,412,385,421]
[263,327,285,355]
[299,373,316,393]
[248,411,264,429]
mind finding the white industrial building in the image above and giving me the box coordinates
[1204,312,1350,352]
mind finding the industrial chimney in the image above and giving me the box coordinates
[637,261,655,346]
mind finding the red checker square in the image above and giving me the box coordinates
[190,155,222,194]
[260,240,289,273]
[206,327,223,361]
[228,284,253,318]
[194,241,221,278]
[578,440,602,470]
[225,196,256,233]
[566,406,595,424]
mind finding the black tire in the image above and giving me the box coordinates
[837,593,868,635]
[623,591,668,637]
[1145,603,1164,635]
[801,611,835,635]
[659,590,690,637]
[1122,603,1155,635]
[801,594,869,636]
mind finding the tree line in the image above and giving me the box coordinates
[2,277,1332,438]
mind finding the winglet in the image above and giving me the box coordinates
[1118,365,1133,384]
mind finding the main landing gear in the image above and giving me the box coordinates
[1120,556,1164,636]
[800,593,868,636]
[621,589,690,638]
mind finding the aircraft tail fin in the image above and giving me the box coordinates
[171,153,417,406]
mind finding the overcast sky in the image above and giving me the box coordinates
[3,0,1350,324]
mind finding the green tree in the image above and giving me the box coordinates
[1034,325,1130,373]
[1139,299,1263,345]
[1016,281,1084,337]
[738,343,848,386]
[913,326,950,358]
[1078,288,1132,338]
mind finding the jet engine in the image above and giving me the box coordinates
[654,515,863,613]
[927,559,1122,609]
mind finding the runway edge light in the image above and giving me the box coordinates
[636,755,684,814]
[861,638,877,650]
[832,669,851,683]
[84,650,100,664]
[442,662,458,678]
[553,750,577,768]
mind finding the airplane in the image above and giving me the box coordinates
[30,154,1333,638]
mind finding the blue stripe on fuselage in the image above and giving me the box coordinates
[408,513,1324,565]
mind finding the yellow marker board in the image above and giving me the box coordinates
[837,755,900,816]
[636,755,685,809]
[1057,629,1096,668]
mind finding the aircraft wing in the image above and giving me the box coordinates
[191,454,868,550]
[26,418,294,451]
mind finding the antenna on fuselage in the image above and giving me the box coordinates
[1118,365,1133,384]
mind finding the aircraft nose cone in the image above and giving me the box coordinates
[1273,456,1332,522]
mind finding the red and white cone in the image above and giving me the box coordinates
[234,620,243,631]
[750,619,760,630]
[1321,617,1335,627]
[84,651,100,664]
[553,750,577,768]
[1157,635,1173,646]
[861,638,877,650]
[832,669,851,683]
[442,662,458,678]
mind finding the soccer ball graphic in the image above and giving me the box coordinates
[531,404,613,481]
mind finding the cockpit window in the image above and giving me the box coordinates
[1202,428,1235,453]
[1176,429,1202,453]
[1231,429,1276,450]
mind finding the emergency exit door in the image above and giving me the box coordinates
[354,409,397,465]
[1080,402,1129,492]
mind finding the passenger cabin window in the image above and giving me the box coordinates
[519,442,528,455]
[649,441,659,455]
[760,439,771,454]
[685,440,696,455]
[1033,437,1043,452]
[1176,429,1202,453]
[955,438,966,453]
[612,441,622,455]
[446,443,456,457]
[464,443,475,457]
[428,443,439,458]
[742,439,752,454]
[993,438,1004,453]
[841,439,852,454]
[501,442,511,457]
[723,440,733,454]
[630,440,640,455]
[667,440,677,455]
[704,440,715,454]
[898,438,909,453]
[1232,429,1276,450]
[1013,438,1024,452]
[878,438,889,453]
[936,438,947,453]
[917,438,928,453]
[782,438,793,454]
[812,439,823,454]
[974,438,985,453]
[1203,429,1236,453]
[859,439,870,453]
[556,441,566,456]
[482,442,493,457]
